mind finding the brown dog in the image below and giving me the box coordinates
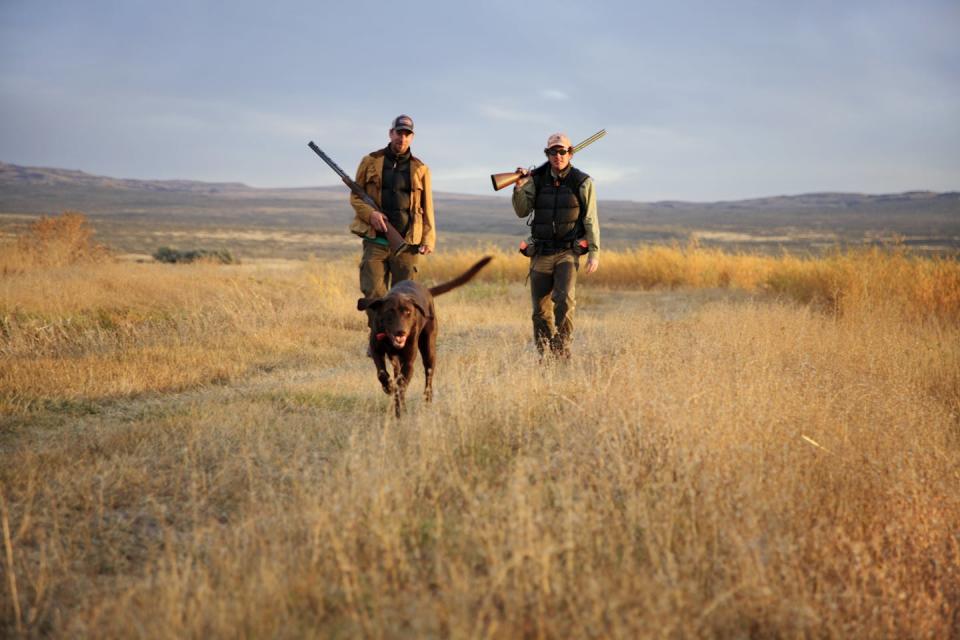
[358,256,492,416]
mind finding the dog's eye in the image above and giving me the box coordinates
[403,309,411,315]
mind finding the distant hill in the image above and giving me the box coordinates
[0,161,253,194]
[0,161,353,199]
[2,161,958,257]
[3,160,957,207]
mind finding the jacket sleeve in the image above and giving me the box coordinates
[512,179,536,217]
[580,177,600,259]
[349,156,376,223]
[421,166,436,250]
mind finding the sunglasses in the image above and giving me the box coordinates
[545,148,571,157]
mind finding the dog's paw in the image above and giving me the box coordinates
[378,371,394,394]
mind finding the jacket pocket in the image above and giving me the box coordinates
[409,214,423,243]
[349,218,373,238]
[411,186,424,214]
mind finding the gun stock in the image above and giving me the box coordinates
[380,218,407,254]
[307,141,408,255]
[491,171,525,191]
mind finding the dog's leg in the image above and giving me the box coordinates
[422,366,433,403]
[394,385,405,417]
[395,356,415,416]
[373,350,393,395]
[419,323,436,403]
[392,357,406,416]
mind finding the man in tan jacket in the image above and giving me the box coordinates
[350,114,435,312]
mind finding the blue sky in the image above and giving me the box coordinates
[1,0,958,200]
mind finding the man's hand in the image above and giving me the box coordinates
[369,211,388,233]
[513,167,531,189]
[418,245,432,255]
[584,257,599,275]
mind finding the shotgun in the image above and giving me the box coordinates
[490,129,607,191]
[307,141,407,254]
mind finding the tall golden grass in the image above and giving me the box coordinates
[430,241,960,323]
[1,217,959,637]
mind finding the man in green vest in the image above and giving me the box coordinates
[512,132,600,360]
[350,115,436,321]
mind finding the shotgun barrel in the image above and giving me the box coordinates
[572,129,606,153]
[307,141,408,254]
[490,129,606,191]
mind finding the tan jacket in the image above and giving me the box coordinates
[349,148,436,250]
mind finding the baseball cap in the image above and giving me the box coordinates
[391,114,414,132]
[546,132,572,149]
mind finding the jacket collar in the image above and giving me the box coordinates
[384,145,411,163]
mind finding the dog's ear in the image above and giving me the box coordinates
[357,297,383,312]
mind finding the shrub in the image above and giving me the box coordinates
[0,211,110,274]
[152,246,237,264]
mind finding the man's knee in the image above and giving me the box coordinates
[391,250,420,282]
[395,262,419,282]
[360,242,392,294]
[552,289,576,309]
[360,271,387,300]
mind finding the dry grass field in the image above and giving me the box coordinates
[2,215,959,637]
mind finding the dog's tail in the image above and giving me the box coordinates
[429,256,493,297]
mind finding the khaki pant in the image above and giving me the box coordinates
[360,241,420,326]
[529,249,579,357]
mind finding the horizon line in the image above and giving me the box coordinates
[2,159,958,206]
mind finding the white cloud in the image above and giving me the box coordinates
[540,89,569,101]
[477,104,543,123]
